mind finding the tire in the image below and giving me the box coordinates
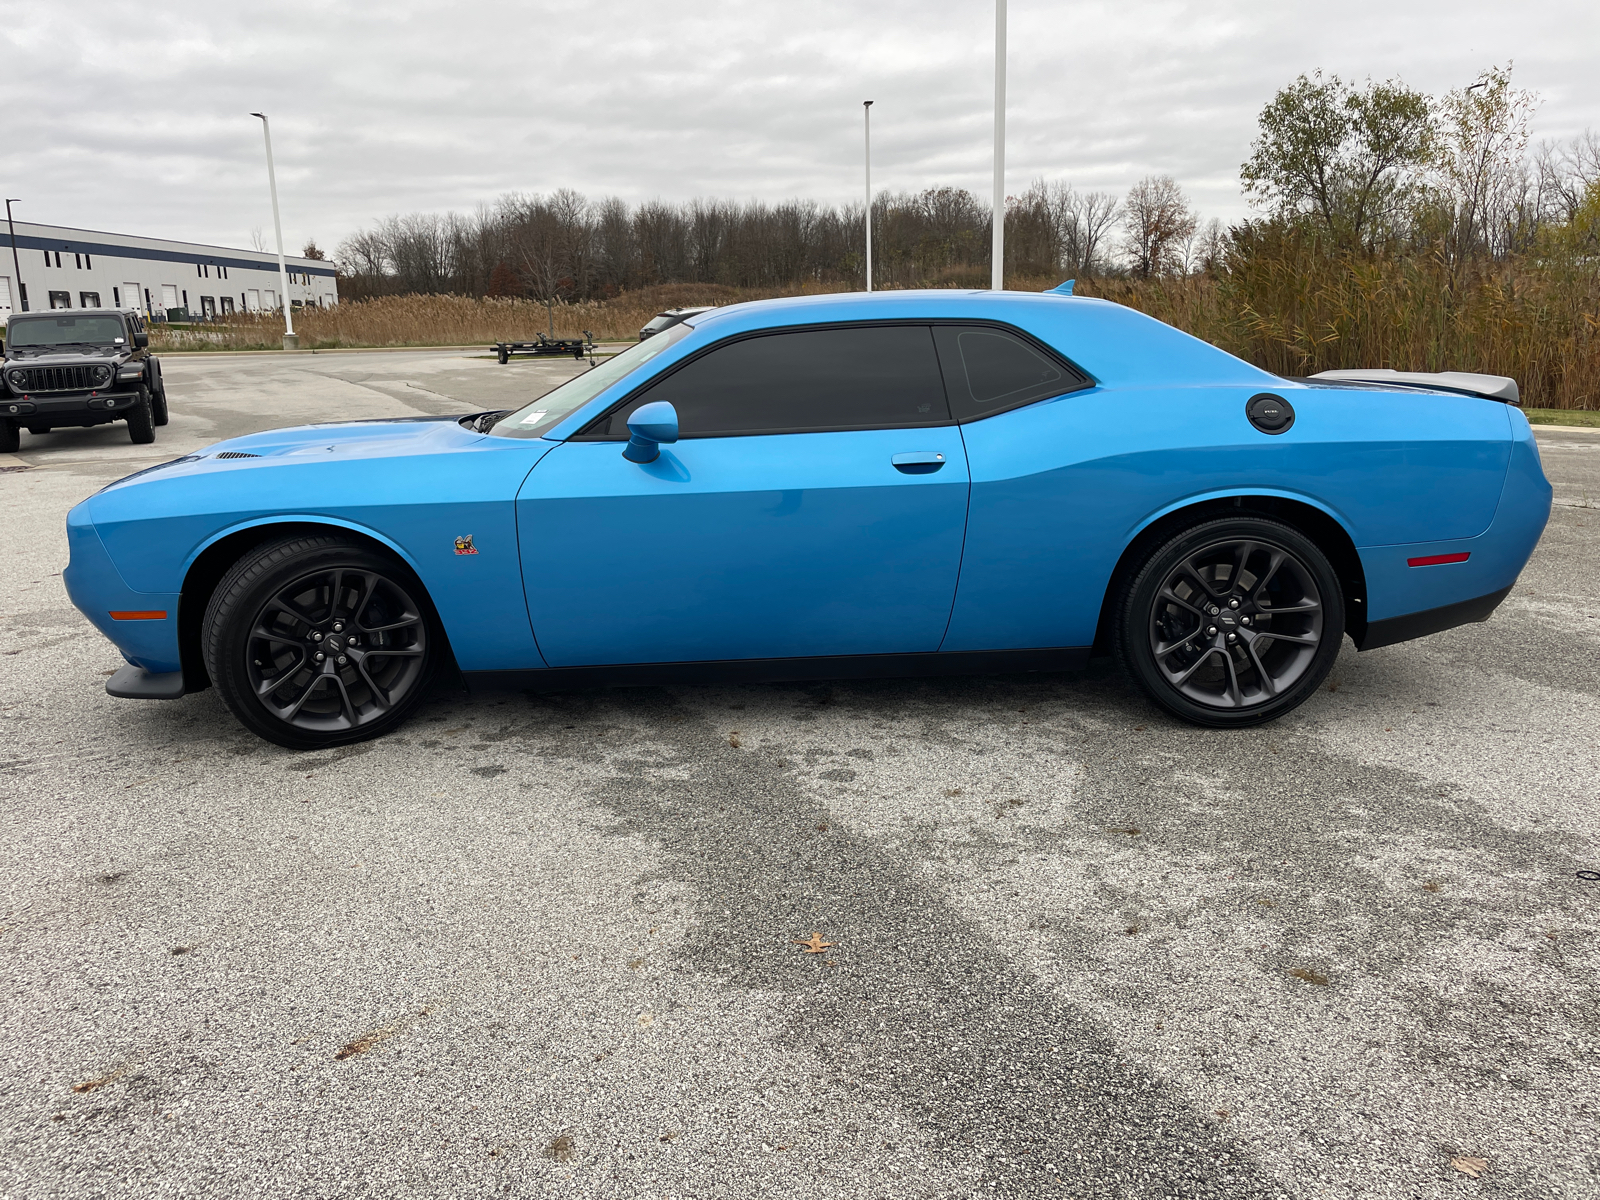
[203,535,439,749]
[1116,516,1344,727]
[0,421,17,454]
[125,384,156,444]
[497,346,509,365]
[150,360,169,426]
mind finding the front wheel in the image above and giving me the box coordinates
[202,535,439,749]
[125,384,156,444]
[1116,517,1344,727]
[0,421,17,454]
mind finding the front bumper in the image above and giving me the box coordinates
[4,390,138,425]
[63,502,184,677]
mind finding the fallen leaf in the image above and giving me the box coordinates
[1133,724,1146,731]
[71,1069,122,1094]
[1422,879,1442,893]
[1450,1156,1488,1179]
[1289,967,1330,986]
[1106,826,1141,837]
[543,1134,575,1163]
[728,732,742,748]
[792,932,836,954]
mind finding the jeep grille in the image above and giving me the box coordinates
[10,365,113,392]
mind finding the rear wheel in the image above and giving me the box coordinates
[1116,516,1344,727]
[203,535,438,749]
[125,384,155,444]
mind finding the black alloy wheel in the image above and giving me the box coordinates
[125,384,156,444]
[1117,516,1344,727]
[203,535,439,748]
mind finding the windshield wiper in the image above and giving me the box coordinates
[474,410,513,432]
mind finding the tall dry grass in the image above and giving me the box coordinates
[1084,236,1600,409]
[152,253,1598,409]
[148,284,850,353]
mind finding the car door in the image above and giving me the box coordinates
[516,323,971,666]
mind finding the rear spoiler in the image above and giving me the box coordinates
[1309,369,1520,406]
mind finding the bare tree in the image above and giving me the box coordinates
[1122,176,1199,277]
[1436,64,1540,261]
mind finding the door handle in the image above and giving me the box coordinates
[891,452,946,475]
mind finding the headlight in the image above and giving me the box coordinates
[4,370,25,389]
[92,365,113,386]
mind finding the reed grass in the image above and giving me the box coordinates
[152,255,1598,409]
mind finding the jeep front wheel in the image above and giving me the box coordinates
[125,384,156,444]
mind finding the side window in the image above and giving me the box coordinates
[932,325,1089,420]
[592,324,949,437]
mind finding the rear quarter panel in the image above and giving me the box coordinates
[942,378,1513,652]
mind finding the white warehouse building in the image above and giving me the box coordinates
[1,221,337,320]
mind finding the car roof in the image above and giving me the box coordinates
[10,308,131,319]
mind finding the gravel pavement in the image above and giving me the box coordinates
[1,353,1596,1199]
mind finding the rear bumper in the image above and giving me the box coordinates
[1359,585,1512,651]
[1355,427,1550,649]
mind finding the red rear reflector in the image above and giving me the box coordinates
[1406,553,1470,567]
[109,610,168,621]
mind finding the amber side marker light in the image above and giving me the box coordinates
[1406,553,1471,568]
[109,610,168,621]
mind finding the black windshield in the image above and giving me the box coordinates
[7,315,127,349]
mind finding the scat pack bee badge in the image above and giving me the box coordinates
[453,534,478,556]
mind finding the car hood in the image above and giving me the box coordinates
[6,346,129,363]
[95,414,488,496]
[199,413,474,459]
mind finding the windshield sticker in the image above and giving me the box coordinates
[454,534,478,556]
[517,410,548,426]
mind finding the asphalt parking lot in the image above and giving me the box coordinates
[2,350,1597,1199]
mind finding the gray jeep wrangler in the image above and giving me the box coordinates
[1,309,169,453]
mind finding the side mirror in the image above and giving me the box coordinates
[132,331,149,349]
[622,401,679,463]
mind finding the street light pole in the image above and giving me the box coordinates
[5,199,25,313]
[249,112,298,349]
[863,100,874,293]
[991,0,1007,291]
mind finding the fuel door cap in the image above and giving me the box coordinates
[1246,392,1295,434]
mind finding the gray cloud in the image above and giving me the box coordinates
[4,0,1596,253]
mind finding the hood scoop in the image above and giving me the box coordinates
[214,451,261,460]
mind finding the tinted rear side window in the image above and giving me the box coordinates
[592,324,950,437]
[932,325,1088,420]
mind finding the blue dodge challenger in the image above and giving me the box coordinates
[64,290,1552,748]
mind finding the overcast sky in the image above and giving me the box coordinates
[4,0,1597,257]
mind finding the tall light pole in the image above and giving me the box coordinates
[249,112,298,350]
[991,0,1007,291]
[863,100,874,293]
[5,199,24,313]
